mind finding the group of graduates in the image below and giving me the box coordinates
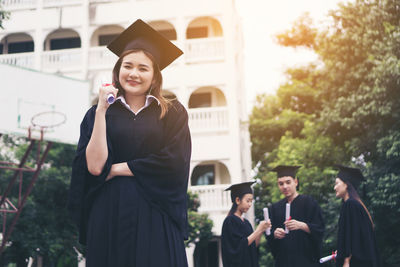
[67,18,380,267]
[221,165,381,267]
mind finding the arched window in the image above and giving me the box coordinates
[190,162,230,186]
[44,29,81,51]
[188,87,227,108]
[191,165,215,186]
[1,33,34,54]
[186,17,223,39]
[149,20,177,41]
[91,25,124,47]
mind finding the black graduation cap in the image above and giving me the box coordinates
[334,165,365,190]
[225,181,256,203]
[107,19,183,70]
[271,165,301,178]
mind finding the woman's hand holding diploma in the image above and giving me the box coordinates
[98,81,118,111]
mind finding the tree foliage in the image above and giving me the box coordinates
[186,191,213,247]
[0,139,79,267]
[250,1,400,266]
[0,3,10,29]
[0,136,213,266]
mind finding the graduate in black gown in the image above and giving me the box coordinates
[333,165,380,267]
[266,165,325,267]
[67,19,191,267]
[221,181,271,267]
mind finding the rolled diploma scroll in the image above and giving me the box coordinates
[263,208,271,235]
[285,203,290,233]
[319,252,337,263]
[107,94,115,105]
[101,79,115,104]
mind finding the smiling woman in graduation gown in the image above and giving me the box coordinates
[334,165,380,267]
[67,19,191,267]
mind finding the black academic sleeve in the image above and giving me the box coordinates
[67,105,114,244]
[265,200,282,259]
[304,196,325,260]
[127,101,192,237]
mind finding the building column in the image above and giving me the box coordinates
[175,16,186,67]
[81,0,90,80]
[34,0,44,70]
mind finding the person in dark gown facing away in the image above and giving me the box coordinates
[67,19,191,267]
[221,181,271,267]
[333,165,380,267]
[266,165,325,267]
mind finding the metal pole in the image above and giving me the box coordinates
[0,142,53,255]
[0,141,36,208]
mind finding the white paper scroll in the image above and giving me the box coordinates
[101,79,115,104]
[319,252,337,263]
[263,207,271,235]
[285,203,290,233]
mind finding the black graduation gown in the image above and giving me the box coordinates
[336,198,380,267]
[67,99,191,267]
[267,195,325,267]
[221,215,259,267]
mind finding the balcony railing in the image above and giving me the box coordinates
[1,0,36,10]
[0,52,35,69]
[43,0,82,7]
[41,48,82,71]
[189,184,231,212]
[2,0,128,9]
[188,106,229,133]
[0,37,225,72]
[88,46,118,70]
[185,37,224,63]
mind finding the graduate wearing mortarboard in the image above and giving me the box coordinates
[334,165,380,267]
[221,182,271,267]
[266,165,325,267]
[67,19,191,267]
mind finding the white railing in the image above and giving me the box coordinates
[189,184,231,212]
[188,106,229,133]
[41,48,82,71]
[43,0,82,7]
[89,0,122,3]
[88,46,118,70]
[1,0,121,9]
[0,52,35,69]
[185,37,224,63]
[1,0,36,10]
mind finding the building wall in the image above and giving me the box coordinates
[0,1,252,266]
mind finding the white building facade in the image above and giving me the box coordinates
[0,0,252,266]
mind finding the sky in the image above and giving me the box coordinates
[234,0,347,113]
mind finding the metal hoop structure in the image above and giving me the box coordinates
[28,111,67,141]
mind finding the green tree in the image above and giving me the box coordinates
[0,139,79,267]
[0,136,214,266]
[251,0,399,266]
[186,191,213,247]
[315,1,400,265]
[0,3,10,29]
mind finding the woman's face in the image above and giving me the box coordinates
[236,193,253,214]
[334,178,348,199]
[119,51,154,97]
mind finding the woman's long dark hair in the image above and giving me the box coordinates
[228,202,238,217]
[345,181,374,228]
[112,49,171,119]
